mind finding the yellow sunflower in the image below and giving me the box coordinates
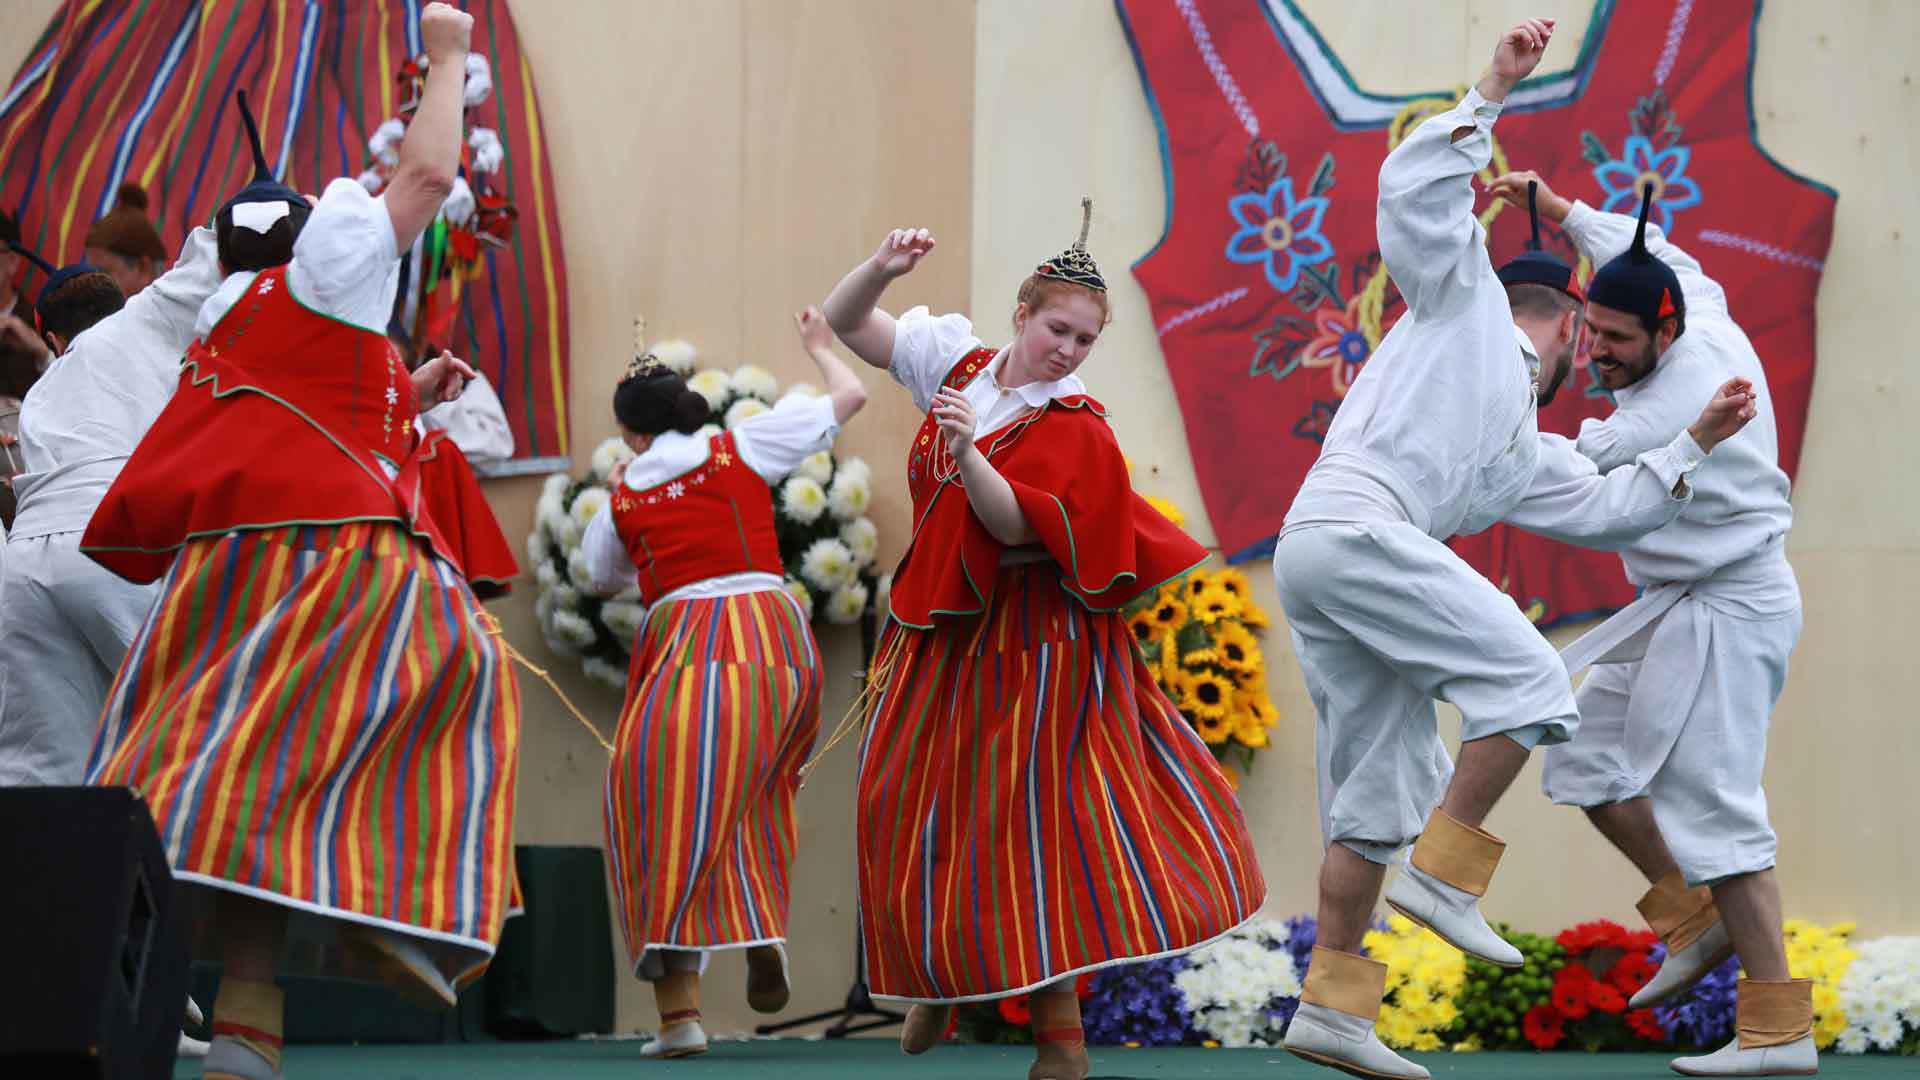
[1194,711,1234,746]
[1184,573,1210,601]
[1209,568,1253,600]
[1126,607,1161,647]
[1233,710,1271,749]
[1144,495,1186,531]
[1149,592,1189,630]
[1179,667,1236,722]
[1192,584,1244,625]
[1213,623,1263,674]
[1182,646,1221,668]
[1236,693,1280,731]
[1240,599,1272,630]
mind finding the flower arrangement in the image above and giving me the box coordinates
[1447,925,1566,1050]
[1836,936,1920,1055]
[1175,918,1307,1047]
[1363,914,1466,1051]
[1123,496,1280,783]
[1082,956,1195,1047]
[1518,920,1666,1051]
[526,337,885,688]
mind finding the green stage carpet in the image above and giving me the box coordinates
[173,1039,1911,1078]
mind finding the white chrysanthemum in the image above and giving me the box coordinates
[731,364,780,403]
[542,472,572,498]
[724,398,769,429]
[840,517,879,568]
[551,608,599,651]
[795,450,834,485]
[550,583,579,612]
[782,577,814,621]
[590,437,631,481]
[553,515,583,552]
[779,476,828,525]
[526,529,552,569]
[650,339,698,376]
[534,562,560,594]
[613,584,644,606]
[1835,1028,1869,1055]
[697,423,722,440]
[1174,919,1303,1049]
[800,538,857,593]
[600,600,648,643]
[536,490,567,539]
[567,548,597,592]
[874,572,892,616]
[570,486,611,529]
[534,588,556,628]
[778,381,821,403]
[826,581,869,625]
[827,466,872,521]
[688,369,733,411]
[582,655,628,691]
[835,456,872,485]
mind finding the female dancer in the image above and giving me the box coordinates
[580,307,868,1058]
[821,205,1264,1080]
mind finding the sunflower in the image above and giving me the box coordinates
[1240,599,1272,630]
[1213,623,1263,674]
[1237,694,1280,732]
[1184,573,1210,601]
[1178,667,1235,722]
[1194,710,1234,746]
[1144,495,1186,531]
[1209,568,1253,600]
[1233,711,1271,749]
[1231,663,1267,693]
[1182,646,1220,668]
[1149,592,1189,630]
[1192,584,1244,625]
[1126,607,1161,646]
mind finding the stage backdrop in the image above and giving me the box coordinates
[1115,0,1834,628]
[0,0,571,472]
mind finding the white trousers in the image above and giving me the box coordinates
[1545,554,1801,886]
[1274,521,1578,865]
[0,532,158,786]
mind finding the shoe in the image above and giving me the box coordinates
[900,1003,953,1054]
[353,926,458,1010]
[1284,1002,1430,1080]
[178,1031,211,1058]
[1383,863,1523,967]
[640,1018,709,1059]
[1634,919,1734,1008]
[745,945,789,1014]
[1671,1034,1817,1076]
[202,1033,283,1080]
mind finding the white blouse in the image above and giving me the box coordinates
[889,306,1088,435]
[580,393,840,601]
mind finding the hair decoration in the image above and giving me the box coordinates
[1033,196,1107,293]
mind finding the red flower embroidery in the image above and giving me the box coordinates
[998,994,1032,1026]
[1552,965,1594,1020]
[1523,1003,1566,1049]
[1301,296,1372,397]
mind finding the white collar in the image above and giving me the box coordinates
[620,428,709,492]
[982,346,1087,407]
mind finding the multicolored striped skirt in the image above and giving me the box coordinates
[604,588,822,973]
[85,523,520,984]
[856,563,1265,1003]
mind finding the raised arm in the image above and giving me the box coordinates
[933,387,1034,546]
[1484,170,1728,319]
[794,306,869,424]
[822,228,934,369]
[1505,377,1756,545]
[383,2,469,252]
[117,225,222,356]
[1376,19,1553,317]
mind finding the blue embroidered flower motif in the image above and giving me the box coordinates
[1292,400,1338,444]
[1226,177,1334,293]
[1593,134,1702,234]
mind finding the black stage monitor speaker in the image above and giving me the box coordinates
[0,786,191,1078]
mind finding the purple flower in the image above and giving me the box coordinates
[1083,956,1198,1046]
[1651,945,1741,1049]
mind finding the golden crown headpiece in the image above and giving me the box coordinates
[622,313,664,385]
[1033,197,1106,293]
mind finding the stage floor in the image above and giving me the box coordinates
[172,1039,1911,1078]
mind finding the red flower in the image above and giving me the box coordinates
[1523,1003,1567,1049]
[1588,980,1628,1015]
[1557,919,1634,955]
[942,1008,960,1041]
[1627,1008,1669,1043]
[1609,952,1657,995]
[998,994,1032,1026]
[1552,966,1594,1020]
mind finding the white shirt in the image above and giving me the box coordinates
[419,372,514,468]
[889,306,1089,433]
[1562,201,1795,589]
[9,227,225,539]
[194,177,402,339]
[580,393,841,599]
[1286,89,1703,545]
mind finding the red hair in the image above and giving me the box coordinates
[1014,274,1112,329]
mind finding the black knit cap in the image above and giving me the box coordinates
[1496,180,1583,301]
[1586,181,1684,333]
[5,236,103,313]
[215,89,312,267]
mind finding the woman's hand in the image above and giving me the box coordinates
[411,348,477,411]
[871,228,935,280]
[931,387,977,463]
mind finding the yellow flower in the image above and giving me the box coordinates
[1238,694,1280,731]
[1143,494,1186,530]
[1240,600,1272,629]
[1126,607,1161,647]
[1234,711,1270,748]
[1182,647,1221,667]
[1192,584,1244,624]
[1179,668,1236,722]
[1213,622,1263,674]
[1231,665,1268,693]
[1149,592,1189,629]
[1208,568,1252,599]
[1184,573,1210,601]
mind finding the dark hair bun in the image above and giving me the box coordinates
[672,390,710,434]
[115,183,150,211]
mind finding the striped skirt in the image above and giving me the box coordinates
[85,523,520,984]
[856,563,1265,1003]
[604,588,822,972]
